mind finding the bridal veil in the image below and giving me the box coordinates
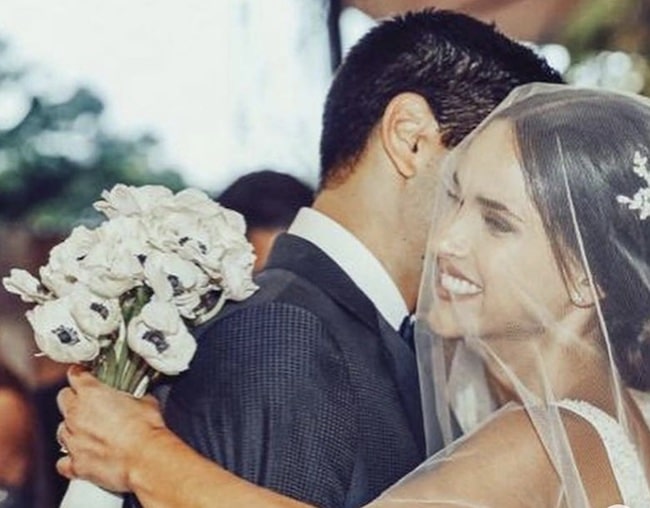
[375,84,650,507]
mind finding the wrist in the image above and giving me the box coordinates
[126,425,176,496]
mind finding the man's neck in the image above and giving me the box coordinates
[312,187,421,312]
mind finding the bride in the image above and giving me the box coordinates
[58,84,650,507]
[372,82,650,507]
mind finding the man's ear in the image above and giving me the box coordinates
[380,92,440,179]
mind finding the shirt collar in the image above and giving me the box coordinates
[288,207,408,330]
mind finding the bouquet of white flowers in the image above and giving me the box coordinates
[2,184,258,508]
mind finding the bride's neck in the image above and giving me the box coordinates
[486,324,615,409]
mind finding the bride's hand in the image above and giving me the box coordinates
[55,366,166,492]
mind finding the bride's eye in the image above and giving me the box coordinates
[446,189,460,201]
[445,187,464,206]
[484,212,516,234]
[445,171,465,208]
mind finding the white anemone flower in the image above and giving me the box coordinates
[144,195,257,303]
[167,188,219,217]
[146,190,246,262]
[219,205,247,235]
[94,183,174,219]
[153,210,252,280]
[27,298,100,363]
[39,225,98,296]
[143,251,208,319]
[126,301,196,375]
[220,246,258,301]
[78,217,149,298]
[69,288,122,338]
[2,268,53,303]
[146,206,214,257]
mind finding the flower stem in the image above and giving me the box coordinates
[127,356,152,396]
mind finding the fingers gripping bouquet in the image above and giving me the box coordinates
[2,184,258,507]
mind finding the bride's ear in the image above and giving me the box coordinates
[568,272,604,309]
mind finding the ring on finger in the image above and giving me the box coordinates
[56,423,69,454]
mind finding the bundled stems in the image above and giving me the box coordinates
[91,285,154,395]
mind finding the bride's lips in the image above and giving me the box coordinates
[435,260,483,301]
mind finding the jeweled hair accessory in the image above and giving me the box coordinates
[616,151,650,220]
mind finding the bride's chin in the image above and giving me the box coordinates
[427,313,464,340]
[427,307,480,340]
[436,332,464,341]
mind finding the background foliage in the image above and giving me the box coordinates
[560,0,650,95]
[0,41,186,233]
[1,1,649,234]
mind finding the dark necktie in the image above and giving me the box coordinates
[399,315,415,352]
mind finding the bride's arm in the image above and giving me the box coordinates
[131,405,619,508]
[58,369,620,508]
[130,429,311,508]
[58,370,552,508]
[57,368,312,508]
[368,407,562,508]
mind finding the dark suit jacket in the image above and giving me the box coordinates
[159,234,427,508]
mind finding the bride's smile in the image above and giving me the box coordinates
[436,264,483,299]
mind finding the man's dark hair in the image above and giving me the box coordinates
[217,170,314,230]
[319,8,564,187]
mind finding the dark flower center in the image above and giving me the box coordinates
[90,302,110,320]
[179,236,207,255]
[167,275,185,296]
[52,325,80,345]
[142,330,169,353]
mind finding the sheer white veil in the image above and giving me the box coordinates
[373,83,650,507]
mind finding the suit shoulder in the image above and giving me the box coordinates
[174,300,352,408]
[203,300,327,341]
[196,268,335,341]
[191,300,342,373]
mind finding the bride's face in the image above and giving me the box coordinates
[427,121,575,342]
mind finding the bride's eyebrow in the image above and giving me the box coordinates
[476,196,524,223]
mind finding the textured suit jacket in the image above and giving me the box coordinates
[160,233,427,508]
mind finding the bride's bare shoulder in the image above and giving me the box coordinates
[472,404,620,503]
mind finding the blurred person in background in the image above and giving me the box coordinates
[217,170,314,272]
[0,361,34,508]
[0,224,71,508]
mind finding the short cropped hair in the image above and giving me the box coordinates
[319,9,563,186]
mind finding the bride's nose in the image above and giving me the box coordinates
[436,224,470,258]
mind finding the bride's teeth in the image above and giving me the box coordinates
[440,273,481,295]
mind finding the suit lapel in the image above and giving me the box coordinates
[267,234,426,454]
[265,234,381,336]
[377,317,426,454]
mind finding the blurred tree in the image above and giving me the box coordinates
[0,39,186,233]
[559,0,650,95]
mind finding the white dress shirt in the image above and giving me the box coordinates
[288,207,408,330]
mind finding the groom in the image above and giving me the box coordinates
[57,9,563,508]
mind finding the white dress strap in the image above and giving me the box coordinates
[556,399,650,508]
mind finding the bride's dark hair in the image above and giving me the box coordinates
[497,87,650,391]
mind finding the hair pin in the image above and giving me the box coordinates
[616,151,650,220]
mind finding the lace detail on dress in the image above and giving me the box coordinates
[556,399,650,508]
